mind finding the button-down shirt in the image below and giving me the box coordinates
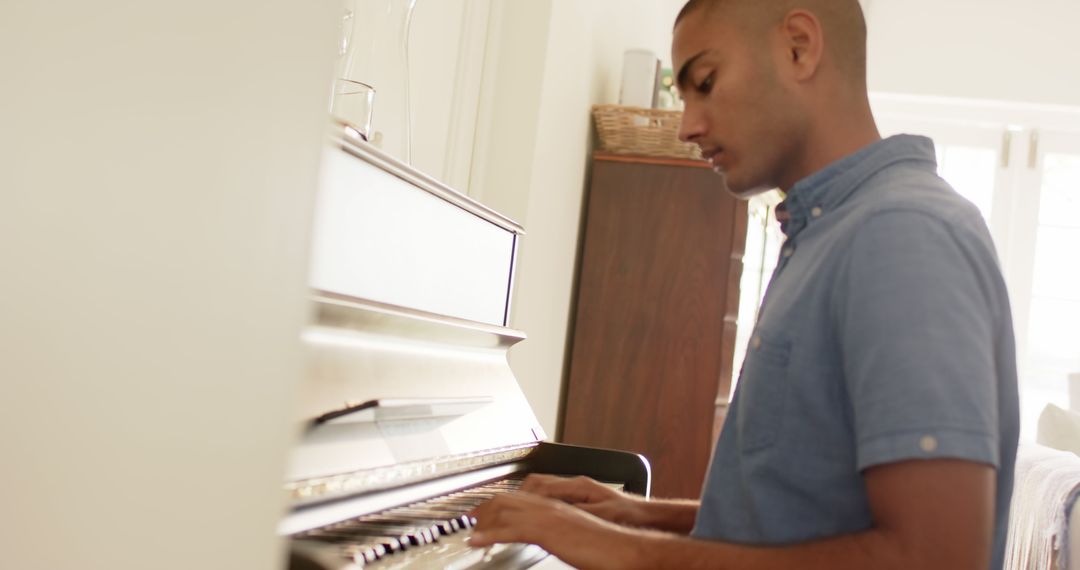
[691,135,1019,570]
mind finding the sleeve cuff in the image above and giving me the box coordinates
[856,428,999,472]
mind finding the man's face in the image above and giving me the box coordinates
[673,8,805,197]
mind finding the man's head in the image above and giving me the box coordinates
[672,0,874,196]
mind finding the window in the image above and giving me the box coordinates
[731,191,784,394]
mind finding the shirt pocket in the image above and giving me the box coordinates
[735,328,792,452]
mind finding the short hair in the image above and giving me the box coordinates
[675,0,715,26]
[674,0,868,83]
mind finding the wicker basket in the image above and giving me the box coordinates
[592,104,703,160]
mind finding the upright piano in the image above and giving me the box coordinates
[281,125,651,569]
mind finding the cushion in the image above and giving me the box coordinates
[1038,404,1080,458]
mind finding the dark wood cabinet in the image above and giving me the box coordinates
[560,153,747,499]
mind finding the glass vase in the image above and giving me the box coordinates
[341,0,419,164]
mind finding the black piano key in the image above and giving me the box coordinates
[374,538,405,554]
[342,542,386,564]
[358,519,439,542]
[417,528,436,545]
[376,514,456,536]
[369,526,433,546]
[387,520,444,540]
[435,521,454,535]
[345,543,386,562]
[384,513,451,531]
[315,530,407,553]
[336,524,422,547]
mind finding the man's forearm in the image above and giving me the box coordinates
[632,498,700,534]
[622,527,930,570]
[618,459,994,570]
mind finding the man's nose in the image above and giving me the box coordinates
[677,106,705,143]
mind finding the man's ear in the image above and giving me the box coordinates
[779,10,824,81]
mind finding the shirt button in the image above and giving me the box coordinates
[751,336,762,350]
[782,248,794,258]
[811,207,823,218]
[919,435,938,453]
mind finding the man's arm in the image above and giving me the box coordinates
[631,499,700,534]
[470,459,995,570]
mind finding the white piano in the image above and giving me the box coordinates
[282,124,651,569]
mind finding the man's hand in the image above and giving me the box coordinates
[517,474,700,533]
[517,474,647,526]
[468,490,644,570]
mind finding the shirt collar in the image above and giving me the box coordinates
[776,134,938,236]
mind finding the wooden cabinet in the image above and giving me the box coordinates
[560,153,747,499]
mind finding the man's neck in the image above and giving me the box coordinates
[777,97,881,193]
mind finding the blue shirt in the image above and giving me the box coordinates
[692,135,1020,570]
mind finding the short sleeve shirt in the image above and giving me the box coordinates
[691,135,1020,570]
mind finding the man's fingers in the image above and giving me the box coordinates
[467,528,516,547]
[469,492,569,548]
[577,501,607,517]
[520,474,601,503]
[519,474,566,495]
[470,493,532,533]
[466,490,631,570]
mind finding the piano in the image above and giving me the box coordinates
[281,124,652,569]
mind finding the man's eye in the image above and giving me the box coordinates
[697,73,714,94]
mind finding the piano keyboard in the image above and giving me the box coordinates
[292,476,548,569]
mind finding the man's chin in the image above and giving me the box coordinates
[713,171,776,200]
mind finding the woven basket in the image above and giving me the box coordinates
[592,104,703,160]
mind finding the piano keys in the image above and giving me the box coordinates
[282,123,650,569]
[290,476,530,569]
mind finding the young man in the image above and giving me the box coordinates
[470,1,1019,568]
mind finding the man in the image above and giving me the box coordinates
[470,1,1020,568]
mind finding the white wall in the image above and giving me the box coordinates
[350,0,492,191]
[470,0,688,436]
[0,2,334,568]
[408,0,468,180]
[409,0,494,191]
[865,0,1080,106]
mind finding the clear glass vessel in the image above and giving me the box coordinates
[339,0,419,163]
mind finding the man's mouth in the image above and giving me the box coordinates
[703,148,725,171]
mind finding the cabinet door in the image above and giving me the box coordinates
[561,156,747,499]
